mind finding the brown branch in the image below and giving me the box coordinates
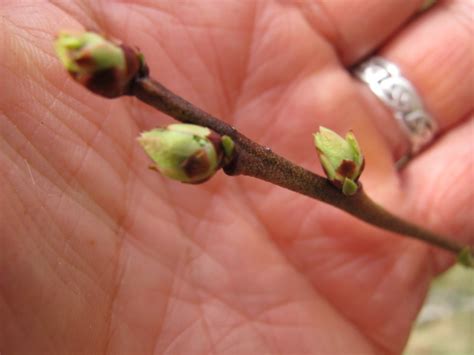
[132,76,468,256]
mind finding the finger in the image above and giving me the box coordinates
[400,117,474,272]
[354,0,473,160]
[298,0,427,64]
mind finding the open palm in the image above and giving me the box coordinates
[1,1,472,354]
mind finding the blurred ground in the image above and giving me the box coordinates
[404,265,474,355]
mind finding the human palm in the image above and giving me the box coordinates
[1,1,472,354]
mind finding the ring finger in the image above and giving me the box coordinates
[354,0,473,160]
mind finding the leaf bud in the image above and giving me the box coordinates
[54,31,146,98]
[457,247,473,268]
[138,124,234,184]
[314,126,364,196]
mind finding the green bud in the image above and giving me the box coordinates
[457,247,473,268]
[314,127,364,195]
[138,124,232,184]
[54,31,146,98]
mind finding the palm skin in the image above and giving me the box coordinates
[1,1,472,354]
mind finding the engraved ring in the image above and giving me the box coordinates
[353,56,438,156]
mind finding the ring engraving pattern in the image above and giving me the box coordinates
[354,57,438,154]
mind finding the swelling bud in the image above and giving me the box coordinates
[54,31,146,98]
[314,127,364,196]
[457,247,473,268]
[138,124,234,184]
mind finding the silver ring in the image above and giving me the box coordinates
[353,56,438,155]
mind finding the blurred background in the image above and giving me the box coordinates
[404,265,474,354]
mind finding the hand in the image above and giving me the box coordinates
[1,1,472,353]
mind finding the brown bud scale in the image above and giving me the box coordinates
[207,132,225,167]
[336,160,356,178]
[181,149,211,180]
